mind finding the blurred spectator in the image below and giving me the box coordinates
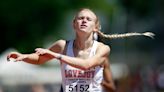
[0,86,3,92]
[141,65,158,92]
[157,65,164,91]
[129,65,143,92]
[31,84,47,92]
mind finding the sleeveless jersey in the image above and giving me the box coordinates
[60,40,104,92]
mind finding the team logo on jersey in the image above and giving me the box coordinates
[65,69,95,79]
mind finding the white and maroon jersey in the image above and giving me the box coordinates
[60,40,104,92]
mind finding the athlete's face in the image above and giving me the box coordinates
[74,9,97,34]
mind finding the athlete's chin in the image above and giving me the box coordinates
[79,29,88,32]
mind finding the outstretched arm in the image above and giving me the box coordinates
[7,40,66,65]
[36,43,110,70]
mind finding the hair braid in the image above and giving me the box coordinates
[97,31,155,39]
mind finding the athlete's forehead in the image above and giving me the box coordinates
[76,9,97,20]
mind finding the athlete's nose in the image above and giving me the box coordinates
[82,18,87,24]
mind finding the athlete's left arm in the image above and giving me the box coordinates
[101,58,116,92]
[58,43,110,70]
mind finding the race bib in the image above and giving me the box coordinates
[65,79,91,92]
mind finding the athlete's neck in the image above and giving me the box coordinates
[74,35,94,50]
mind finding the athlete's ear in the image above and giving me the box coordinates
[93,23,101,32]
[93,26,98,32]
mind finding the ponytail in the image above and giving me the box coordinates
[97,31,155,39]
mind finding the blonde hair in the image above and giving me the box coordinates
[74,8,155,40]
[97,31,155,39]
[93,10,155,39]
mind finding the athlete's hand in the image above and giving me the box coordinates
[35,48,55,57]
[7,52,28,62]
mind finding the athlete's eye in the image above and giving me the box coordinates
[78,17,84,20]
[87,17,92,21]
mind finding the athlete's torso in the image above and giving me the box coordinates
[60,40,104,92]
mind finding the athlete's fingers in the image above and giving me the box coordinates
[35,50,41,55]
[7,55,10,61]
[35,48,48,55]
[7,52,18,61]
[15,55,27,61]
[36,50,44,55]
[7,53,11,61]
[15,57,22,61]
[35,48,43,55]
[7,53,12,59]
[35,48,43,52]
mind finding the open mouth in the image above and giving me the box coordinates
[80,25,87,28]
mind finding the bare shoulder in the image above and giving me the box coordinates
[97,42,111,55]
[54,39,66,46]
[49,39,66,53]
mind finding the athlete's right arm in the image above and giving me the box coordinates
[7,40,66,65]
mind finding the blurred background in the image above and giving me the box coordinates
[0,0,164,92]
